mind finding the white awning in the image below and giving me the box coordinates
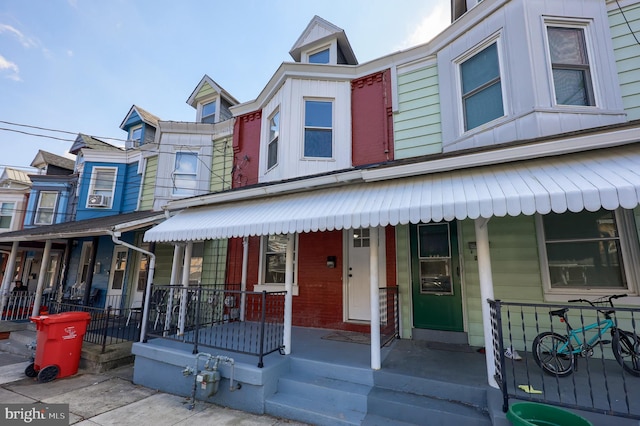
[144,146,640,242]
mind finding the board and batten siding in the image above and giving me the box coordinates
[153,243,176,285]
[395,225,413,339]
[609,2,640,121]
[210,138,233,193]
[201,240,228,285]
[139,155,158,211]
[394,64,442,160]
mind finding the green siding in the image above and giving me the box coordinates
[140,155,158,210]
[210,138,233,193]
[609,3,640,120]
[201,239,228,285]
[196,83,216,102]
[394,65,442,160]
[395,225,413,338]
[153,243,176,285]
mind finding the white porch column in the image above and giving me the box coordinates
[178,241,193,336]
[369,227,381,370]
[165,244,184,332]
[240,237,249,321]
[475,218,498,389]
[283,233,294,355]
[0,241,19,318]
[32,240,52,317]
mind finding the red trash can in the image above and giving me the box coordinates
[26,312,91,382]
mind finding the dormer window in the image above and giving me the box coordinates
[201,100,217,124]
[309,48,330,64]
[130,126,142,144]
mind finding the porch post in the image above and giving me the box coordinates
[165,244,183,331]
[32,240,52,317]
[370,227,381,370]
[178,241,193,336]
[283,233,294,355]
[0,241,19,319]
[240,237,249,321]
[474,218,498,389]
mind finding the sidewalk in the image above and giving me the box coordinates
[0,356,307,425]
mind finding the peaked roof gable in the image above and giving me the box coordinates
[119,105,161,130]
[30,150,75,171]
[186,75,239,108]
[0,167,31,187]
[69,133,123,155]
[289,16,357,64]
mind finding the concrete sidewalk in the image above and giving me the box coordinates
[0,359,307,425]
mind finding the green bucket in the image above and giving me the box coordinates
[507,402,593,426]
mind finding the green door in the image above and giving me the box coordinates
[410,222,463,331]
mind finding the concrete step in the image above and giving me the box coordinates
[367,387,491,426]
[266,393,365,426]
[361,413,418,426]
[373,369,487,409]
[289,356,374,386]
[0,330,36,358]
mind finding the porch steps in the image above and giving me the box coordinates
[0,328,36,358]
[265,357,372,426]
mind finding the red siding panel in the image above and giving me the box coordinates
[232,111,262,188]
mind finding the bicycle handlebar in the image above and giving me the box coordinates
[568,294,627,308]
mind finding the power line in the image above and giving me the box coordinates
[0,120,128,143]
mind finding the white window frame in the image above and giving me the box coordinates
[171,151,199,197]
[543,18,597,108]
[303,42,334,64]
[87,166,117,209]
[255,233,299,296]
[34,191,58,225]
[302,98,334,160]
[455,32,506,134]
[267,109,280,171]
[536,209,640,302]
[0,202,15,229]
[129,125,142,146]
[199,98,219,124]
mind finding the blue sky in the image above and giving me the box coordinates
[0,0,449,171]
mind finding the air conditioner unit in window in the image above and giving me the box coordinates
[87,194,108,207]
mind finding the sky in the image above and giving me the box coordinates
[0,0,450,173]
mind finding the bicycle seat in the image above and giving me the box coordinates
[549,308,568,317]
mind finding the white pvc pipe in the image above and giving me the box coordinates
[32,240,52,317]
[369,227,381,370]
[283,233,294,355]
[475,218,498,389]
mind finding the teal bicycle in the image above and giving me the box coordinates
[532,294,640,377]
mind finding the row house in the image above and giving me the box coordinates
[136,0,640,423]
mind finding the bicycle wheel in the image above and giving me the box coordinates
[532,332,575,377]
[612,329,640,377]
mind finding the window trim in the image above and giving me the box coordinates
[302,98,334,160]
[543,18,597,108]
[304,42,333,64]
[536,209,640,301]
[86,166,117,209]
[171,151,199,197]
[0,202,15,229]
[267,109,280,171]
[129,125,142,146]
[34,191,58,225]
[455,32,506,134]
[255,233,299,296]
[199,98,218,124]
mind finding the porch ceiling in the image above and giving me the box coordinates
[144,146,640,242]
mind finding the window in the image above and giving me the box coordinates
[35,192,57,225]
[304,100,333,158]
[417,223,453,294]
[309,48,330,64]
[262,234,297,284]
[201,100,216,124]
[540,209,637,293]
[460,42,504,131]
[172,152,198,196]
[129,126,142,145]
[267,111,279,170]
[0,202,15,229]
[547,26,594,106]
[88,167,116,208]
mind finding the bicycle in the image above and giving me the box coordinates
[532,294,640,377]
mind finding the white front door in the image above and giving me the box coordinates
[107,246,128,306]
[345,228,386,322]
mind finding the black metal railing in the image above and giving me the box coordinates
[489,298,640,420]
[379,286,399,346]
[1,292,55,321]
[143,284,285,367]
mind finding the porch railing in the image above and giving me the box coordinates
[1,292,54,321]
[143,284,285,367]
[489,299,640,420]
[379,286,399,346]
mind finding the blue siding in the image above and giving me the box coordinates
[122,162,141,212]
[23,183,72,227]
[122,110,142,129]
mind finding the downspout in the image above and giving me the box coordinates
[109,230,156,343]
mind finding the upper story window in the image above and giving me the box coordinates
[0,202,15,229]
[309,48,330,64]
[547,25,594,106]
[172,152,198,196]
[460,42,504,131]
[201,100,217,124]
[304,100,333,158]
[35,192,57,225]
[129,126,142,145]
[267,110,280,170]
[87,167,116,208]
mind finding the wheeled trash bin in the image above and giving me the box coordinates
[26,311,91,383]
